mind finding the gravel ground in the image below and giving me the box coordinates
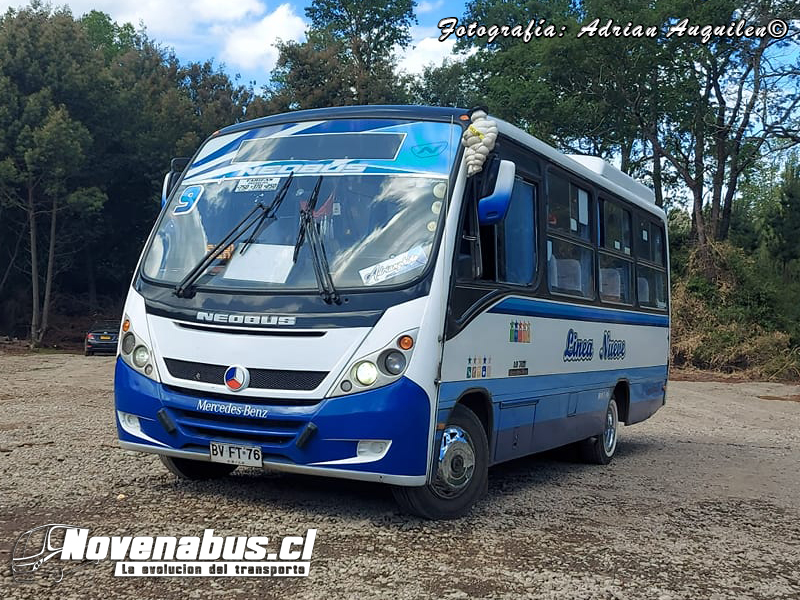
[1,352,799,600]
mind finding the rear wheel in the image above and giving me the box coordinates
[580,396,619,465]
[392,404,488,520]
[160,455,237,480]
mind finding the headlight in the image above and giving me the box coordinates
[328,329,418,398]
[354,361,378,386]
[132,345,150,368]
[383,351,406,375]
[121,333,136,354]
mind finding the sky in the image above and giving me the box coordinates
[0,0,469,88]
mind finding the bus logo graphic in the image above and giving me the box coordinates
[12,524,95,582]
[224,366,250,392]
[411,142,448,158]
[509,320,531,343]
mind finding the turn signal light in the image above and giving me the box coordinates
[397,335,414,350]
[122,319,130,332]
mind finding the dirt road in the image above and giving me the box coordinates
[1,353,799,599]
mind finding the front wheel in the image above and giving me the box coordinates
[160,455,237,480]
[392,404,488,520]
[580,396,619,465]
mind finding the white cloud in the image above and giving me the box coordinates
[0,0,307,82]
[417,0,444,14]
[397,36,459,74]
[219,4,306,72]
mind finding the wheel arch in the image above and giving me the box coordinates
[452,387,494,448]
[613,379,631,424]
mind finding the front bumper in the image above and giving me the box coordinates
[86,341,117,352]
[114,358,430,485]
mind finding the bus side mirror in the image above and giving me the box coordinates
[160,157,191,207]
[477,160,515,225]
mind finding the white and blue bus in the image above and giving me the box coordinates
[115,106,669,519]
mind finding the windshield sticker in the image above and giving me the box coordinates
[222,244,294,283]
[433,182,447,198]
[234,177,280,192]
[359,246,428,286]
[173,185,203,215]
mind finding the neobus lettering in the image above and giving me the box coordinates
[196,312,296,326]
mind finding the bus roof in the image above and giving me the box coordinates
[217,105,663,220]
[494,119,663,219]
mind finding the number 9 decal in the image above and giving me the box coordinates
[173,185,204,215]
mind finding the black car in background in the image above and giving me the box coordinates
[85,320,119,356]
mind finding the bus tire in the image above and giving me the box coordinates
[391,404,488,520]
[580,396,619,465]
[160,455,237,480]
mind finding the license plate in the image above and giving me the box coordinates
[100,335,111,340]
[209,442,262,467]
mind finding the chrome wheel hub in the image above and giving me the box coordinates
[432,426,475,499]
[603,402,618,455]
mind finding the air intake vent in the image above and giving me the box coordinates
[164,358,327,391]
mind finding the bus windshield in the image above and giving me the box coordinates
[141,119,460,292]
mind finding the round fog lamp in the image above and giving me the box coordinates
[354,361,378,386]
[132,345,150,368]
[383,351,406,375]
[121,332,136,354]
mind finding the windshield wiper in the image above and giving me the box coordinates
[292,176,341,305]
[174,174,297,298]
[240,173,294,256]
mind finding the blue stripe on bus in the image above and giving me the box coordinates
[488,297,669,327]
[439,364,668,406]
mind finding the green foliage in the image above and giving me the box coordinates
[0,4,269,340]
[267,0,415,109]
[409,58,482,108]
[672,242,800,378]
[763,162,800,270]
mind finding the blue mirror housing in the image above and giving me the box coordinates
[477,159,516,225]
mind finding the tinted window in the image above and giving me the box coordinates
[636,218,666,265]
[599,254,633,304]
[548,238,594,298]
[602,200,632,255]
[637,264,668,309]
[548,173,590,241]
[498,180,535,285]
[234,133,405,162]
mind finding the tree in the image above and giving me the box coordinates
[764,160,800,276]
[0,5,105,345]
[458,0,800,249]
[305,0,416,103]
[409,58,483,108]
[266,0,416,109]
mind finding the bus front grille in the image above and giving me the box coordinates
[163,358,327,391]
[169,407,305,447]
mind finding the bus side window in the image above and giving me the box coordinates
[497,179,535,285]
[635,218,668,309]
[598,199,634,305]
[546,172,595,299]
